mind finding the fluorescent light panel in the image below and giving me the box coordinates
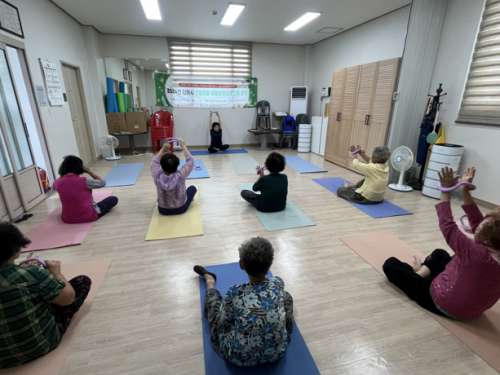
[140,0,161,20]
[284,12,321,31]
[221,4,246,26]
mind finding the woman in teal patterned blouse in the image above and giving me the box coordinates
[194,237,294,367]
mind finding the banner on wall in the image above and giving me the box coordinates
[155,73,258,109]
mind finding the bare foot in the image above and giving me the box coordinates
[344,181,350,188]
[411,255,422,272]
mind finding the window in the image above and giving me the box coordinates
[458,0,500,125]
[167,38,252,77]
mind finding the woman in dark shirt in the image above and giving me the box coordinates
[208,111,230,153]
[241,152,288,212]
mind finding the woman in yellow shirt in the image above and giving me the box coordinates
[337,145,391,204]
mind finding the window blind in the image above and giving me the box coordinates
[167,38,252,77]
[458,0,500,125]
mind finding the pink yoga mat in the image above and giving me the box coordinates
[0,258,112,375]
[340,230,500,373]
[24,190,114,252]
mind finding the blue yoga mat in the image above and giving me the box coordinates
[190,149,248,156]
[199,262,320,375]
[313,177,412,218]
[236,184,315,231]
[104,163,144,187]
[179,159,210,179]
[119,81,125,93]
[106,78,118,113]
[285,156,326,173]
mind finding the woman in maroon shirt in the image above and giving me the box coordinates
[383,167,500,319]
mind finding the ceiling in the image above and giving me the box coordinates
[52,0,411,45]
[127,57,168,71]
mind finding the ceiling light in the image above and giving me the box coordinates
[221,4,246,26]
[140,0,162,20]
[284,12,321,31]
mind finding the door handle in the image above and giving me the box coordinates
[337,112,341,121]
[365,115,370,125]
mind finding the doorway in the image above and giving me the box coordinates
[61,63,95,166]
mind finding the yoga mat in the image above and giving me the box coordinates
[104,163,144,187]
[23,191,114,252]
[0,258,112,375]
[125,93,131,111]
[198,262,320,375]
[230,156,260,175]
[119,81,125,93]
[116,93,126,113]
[285,156,326,173]
[106,78,118,113]
[313,177,412,218]
[146,186,203,240]
[190,149,248,156]
[179,160,210,179]
[340,231,500,374]
[236,184,315,231]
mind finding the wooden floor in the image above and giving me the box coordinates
[17,149,497,375]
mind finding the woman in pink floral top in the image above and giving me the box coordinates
[150,141,196,215]
[384,167,500,319]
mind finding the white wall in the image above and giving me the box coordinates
[307,6,411,116]
[100,34,169,59]
[430,0,498,205]
[0,0,109,172]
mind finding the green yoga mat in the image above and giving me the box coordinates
[236,183,315,231]
[116,93,126,113]
[125,93,131,111]
[230,156,259,175]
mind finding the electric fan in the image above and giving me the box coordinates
[388,145,414,192]
[99,135,121,161]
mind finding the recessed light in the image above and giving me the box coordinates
[140,0,161,20]
[221,3,246,26]
[284,12,321,31]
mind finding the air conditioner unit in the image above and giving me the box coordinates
[290,86,308,117]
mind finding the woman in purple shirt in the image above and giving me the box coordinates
[150,140,196,215]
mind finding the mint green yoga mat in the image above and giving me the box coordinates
[236,183,315,231]
[230,156,259,175]
[116,93,126,113]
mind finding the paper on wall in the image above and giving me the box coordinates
[40,59,64,106]
[35,85,48,107]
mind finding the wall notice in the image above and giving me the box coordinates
[155,74,258,109]
[39,59,64,106]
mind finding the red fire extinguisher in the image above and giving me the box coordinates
[38,168,50,190]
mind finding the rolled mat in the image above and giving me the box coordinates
[116,93,126,113]
[198,262,320,375]
[340,230,500,373]
[125,93,131,111]
[0,259,112,375]
[119,81,125,93]
[106,78,118,113]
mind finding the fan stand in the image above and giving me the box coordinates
[389,170,413,192]
[407,164,425,191]
[105,147,121,161]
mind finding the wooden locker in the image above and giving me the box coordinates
[324,68,346,165]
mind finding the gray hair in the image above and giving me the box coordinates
[372,146,391,164]
[238,237,274,277]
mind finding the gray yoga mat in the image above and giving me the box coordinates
[230,155,260,175]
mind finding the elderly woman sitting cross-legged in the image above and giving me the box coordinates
[194,237,294,367]
[337,145,391,204]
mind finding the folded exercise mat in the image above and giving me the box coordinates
[230,156,260,175]
[116,92,126,113]
[190,148,248,156]
[198,262,320,375]
[119,81,125,93]
[313,177,412,218]
[179,159,209,179]
[0,258,112,375]
[104,163,144,187]
[106,78,118,113]
[285,156,326,173]
[125,93,131,111]
[23,191,114,252]
[146,186,203,240]
[236,184,315,231]
[340,231,500,373]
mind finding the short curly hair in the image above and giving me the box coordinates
[238,237,274,277]
[0,222,31,264]
[160,153,180,174]
[372,146,391,164]
[58,155,85,176]
[265,152,286,173]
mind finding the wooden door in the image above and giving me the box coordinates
[325,68,346,165]
[365,58,401,156]
[62,64,94,166]
[349,62,378,171]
